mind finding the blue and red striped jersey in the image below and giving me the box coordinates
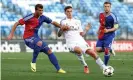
[19,13,52,39]
[99,12,118,39]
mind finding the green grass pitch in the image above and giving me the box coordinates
[1,52,133,80]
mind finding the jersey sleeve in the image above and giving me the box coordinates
[42,15,52,24]
[18,18,25,25]
[111,13,118,24]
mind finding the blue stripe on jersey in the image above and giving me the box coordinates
[23,14,34,21]
[110,13,118,24]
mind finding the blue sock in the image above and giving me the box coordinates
[104,54,110,65]
[32,50,39,63]
[48,53,60,70]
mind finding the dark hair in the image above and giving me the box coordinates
[35,4,43,10]
[64,6,72,12]
[104,2,111,5]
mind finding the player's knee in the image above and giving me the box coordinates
[47,49,52,55]
[96,47,102,52]
[104,48,109,55]
[37,41,42,47]
[74,47,82,55]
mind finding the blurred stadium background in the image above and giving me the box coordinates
[1,0,133,53]
[1,0,133,40]
[1,0,133,80]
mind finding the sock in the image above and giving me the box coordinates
[32,50,39,63]
[77,54,88,67]
[104,48,110,65]
[104,54,110,65]
[48,53,60,71]
[96,57,106,69]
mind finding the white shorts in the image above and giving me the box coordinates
[67,41,92,53]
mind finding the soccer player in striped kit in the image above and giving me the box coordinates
[96,2,119,65]
[7,4,68,73]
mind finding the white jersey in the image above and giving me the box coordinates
[60,17,91,53]
[60,18,86,44]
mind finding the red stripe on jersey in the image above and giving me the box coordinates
[98,13,105,40]
[19,15,39,39]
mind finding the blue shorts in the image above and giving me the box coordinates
[24,36,50,53]
[96,35,114,49]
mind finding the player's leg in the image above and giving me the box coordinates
[110,42,116,56]
[76,53,89,73]
[96,39,110,66]
[96,39,104,53]
[24,37,41,72]
[103,47,110,65]
[104,37,114,65]
[96,40,108,67]
[96,39,116,56]
[76,54,88,67]
[40,41,66,73]
[85,49,106,69]
[70,50,88,67]
[69,45,89,73]
[30,49,40,72]
[79,42,106,70]
[97,46,116,56]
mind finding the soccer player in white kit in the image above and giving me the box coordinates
[58,6,106,74]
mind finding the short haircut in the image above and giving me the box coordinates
[104,1,111,5]
[35,4,43,10]
[64,6,72,12]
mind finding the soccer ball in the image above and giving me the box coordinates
[103,66,114,77]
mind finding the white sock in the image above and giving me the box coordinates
[96,57,106,69]
[77,54,88,67]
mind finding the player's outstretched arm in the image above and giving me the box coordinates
[7,22,20,40]
[80,23,91,36]
[51,21,61,28]
[51,21,69,31]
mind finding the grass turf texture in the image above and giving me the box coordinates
[1,52,133,80]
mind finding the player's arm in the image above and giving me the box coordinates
[52,21,69,37]
[7,21,22,40]
[104,13,119,33]
[51,21,61,28]
[43,15,69,31]
[58,29,63,37]
[57,19,69,37]
[7,17,26,40]
[80,23,91,36]
[104,24,119,33]
[51,21,69,31]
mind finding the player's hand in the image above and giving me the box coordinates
[104,28,109,33]
[7,33,14,40]
[61,25,70,31]
[85,23,91,31]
